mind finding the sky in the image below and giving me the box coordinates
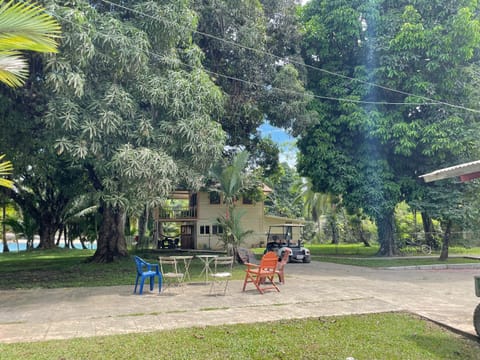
[256,0,308,168]
[258,1,309,166]
[258,122,297,167]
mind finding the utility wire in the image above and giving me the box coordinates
[57,1,480,112]
[55,13,440,107]
[100,0,480,114]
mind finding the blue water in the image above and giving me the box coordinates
[0,241,96,252]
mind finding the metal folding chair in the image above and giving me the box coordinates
[158,256,184,292]
[209,256,234,296]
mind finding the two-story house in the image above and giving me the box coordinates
[153,186,304,250]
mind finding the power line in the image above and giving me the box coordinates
[54,13,439,107]
[99,0,480,114]
[54,2,480,112]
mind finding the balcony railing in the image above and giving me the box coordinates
[157,206,197,220]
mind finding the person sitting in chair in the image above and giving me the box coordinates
[266,235,281,252]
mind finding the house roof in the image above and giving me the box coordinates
[167,183,273,198]
[419,160,480,183]
[262,183,273,194]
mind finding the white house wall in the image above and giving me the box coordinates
[195,192,266,250]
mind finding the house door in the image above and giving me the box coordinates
[181,225,194,249]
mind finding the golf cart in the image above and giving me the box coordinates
[264,224,311,263]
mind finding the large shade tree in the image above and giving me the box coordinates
[193,0,313,175]
[42,0,225,262]
[297,0,480,255]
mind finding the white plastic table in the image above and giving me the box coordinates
[196,254,218,283]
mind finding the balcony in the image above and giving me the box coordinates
[157,206,197,221]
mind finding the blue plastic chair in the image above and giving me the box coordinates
[133,256,162,294]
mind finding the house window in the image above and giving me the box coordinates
[212,225,224,234]
[200,225,210,235]
[209,191,221,204]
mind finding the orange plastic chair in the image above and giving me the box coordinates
[242,251,280,294]
[276,248,292,284]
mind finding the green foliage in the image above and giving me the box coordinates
[8,0,230,259]
[0,153,13,188]
[44,0,226,211]
[62,193,100,246]
[0,0,60,87]
[2,213,38,246]
[264,163,303,218]
[395,202,423,242]
[209,151,251,209]
[307,243,379,257]
[193,0,313,171]
[297,0,480,254]
[316,255,480,268]
[216,207,254,253]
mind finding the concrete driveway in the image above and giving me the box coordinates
[0,261,479,343]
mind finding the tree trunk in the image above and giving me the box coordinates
[421,212,437,250]
[439,219,452,261]
[68,228,75,248]
[2,203,9,252]
[359,223,370,247]
[125,215,131,235]
[90,202,128,263]
[26,236,34,250]
[137,206,148,249]
[412,209,418,242]
[351,213,370,247]
[56,227,63,247]
[79,235,88,250]
[38,220,58,249]
[330,217,339,244]
[376,210,396,256]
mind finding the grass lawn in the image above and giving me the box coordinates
[1,248,480,358]
[305,243,480,267]
[2,245,480,289]
[313,255,480,268]
[252,243,480,268]
[307,243,480,257]
[1,312,479,359]
[0,248,249,289]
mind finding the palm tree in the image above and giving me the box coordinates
[216,208,254,259]
[294,179,341,243]
[2,211,38,250]
[0,0,60,189]
[58,193,99,249]
[0,0,60,87]
[209,151,258,260]
[209,151,250,219]
[0,154,13,189]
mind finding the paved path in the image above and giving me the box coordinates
[0,261,479,343]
